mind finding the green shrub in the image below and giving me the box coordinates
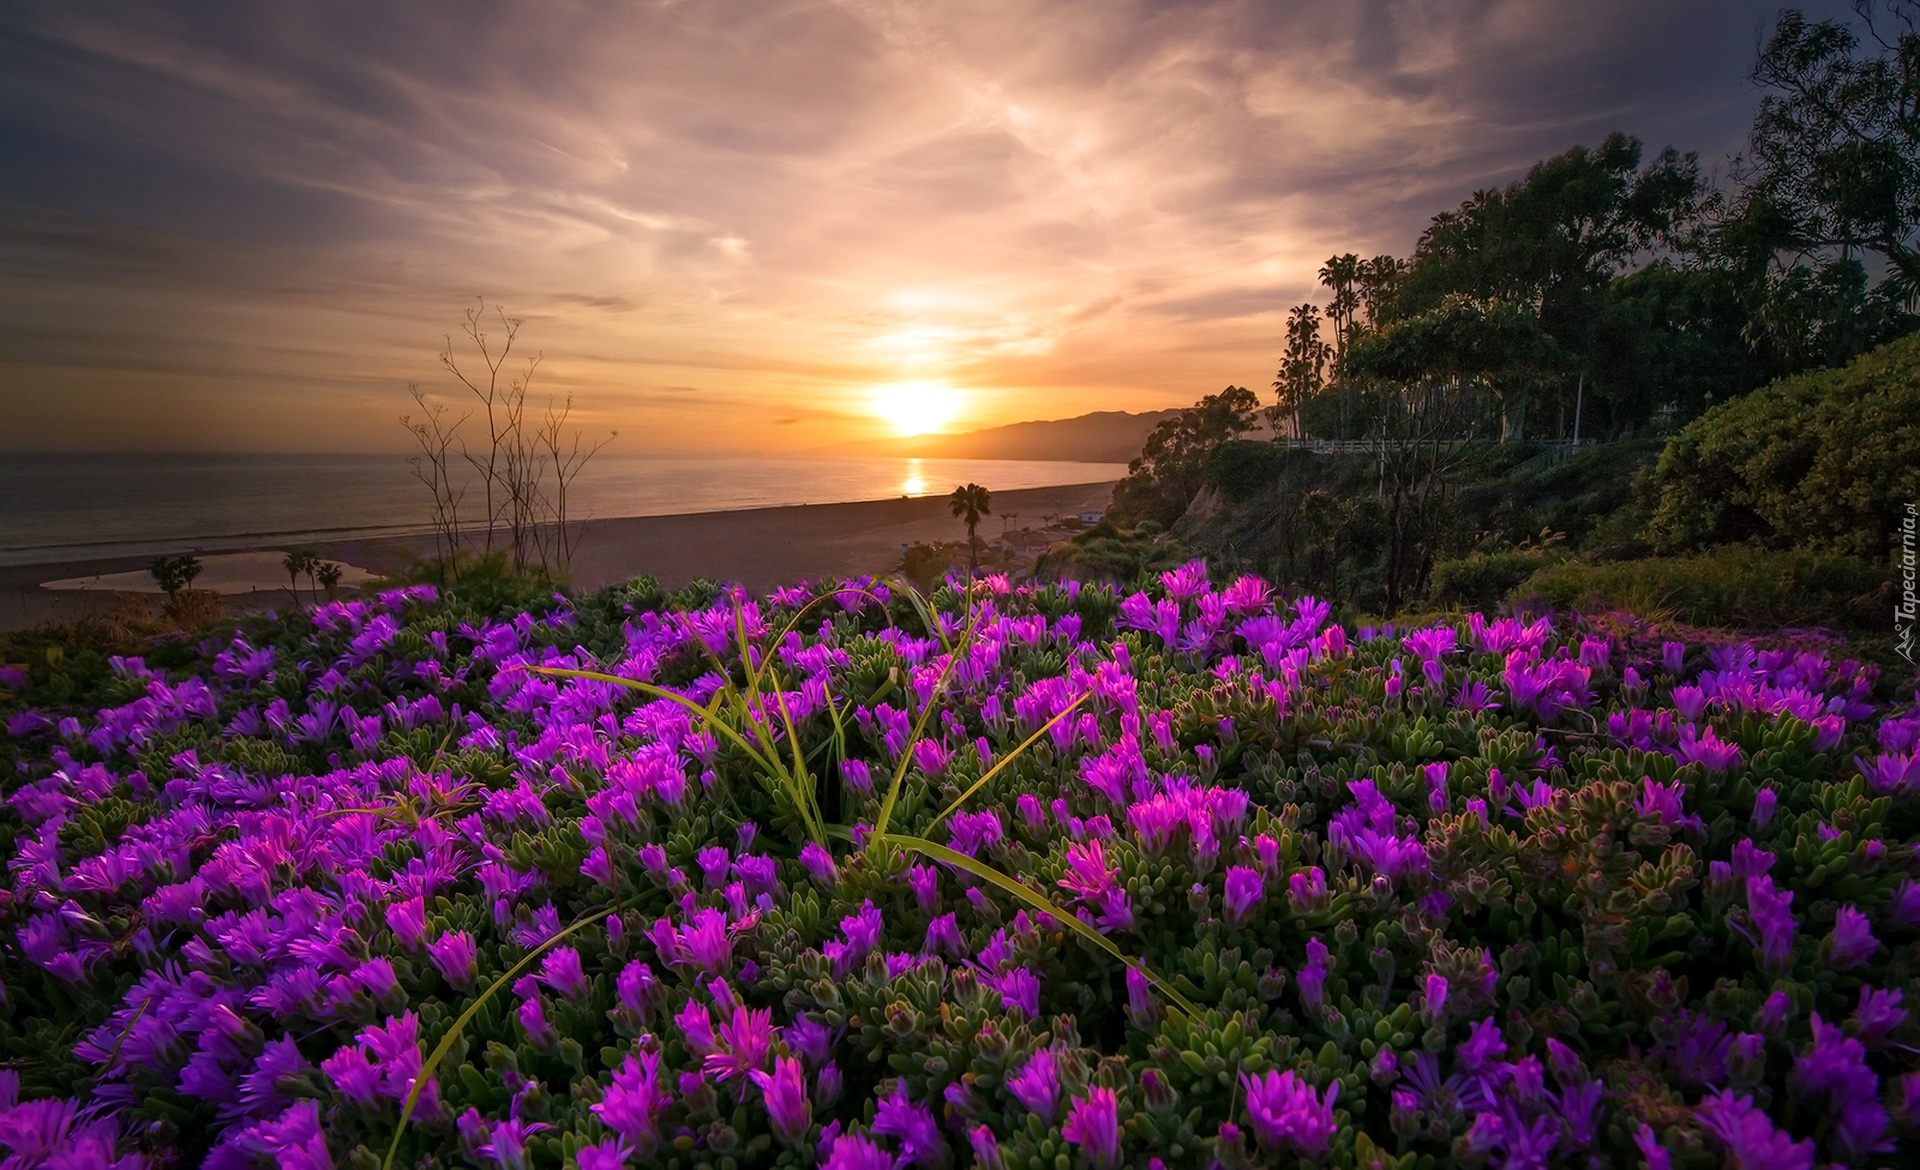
[1430,546,1567,610]
[1515,545,1891,629]
[1643,331,1920,558]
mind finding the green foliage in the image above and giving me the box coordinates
[1737,5,1920,304]
[1429,547,1567,611]
[146,554,202,598]
[1644,331,1920,558]
[1109,387,1261,527]
[899,542,952,592]
[1458,437,1663,551]
[1515,545,1890,629]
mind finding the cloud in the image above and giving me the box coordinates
[0,0,1858,452]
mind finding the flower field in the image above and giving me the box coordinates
[0,565,1915,1169]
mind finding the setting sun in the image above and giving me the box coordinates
[871,380,961,436]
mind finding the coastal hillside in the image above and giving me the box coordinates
[824,409,1180,463]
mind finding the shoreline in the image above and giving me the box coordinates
[0,481,1116,632]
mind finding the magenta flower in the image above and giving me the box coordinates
[517,995,556,1049]
[427,931,477,987]
[1422,973,1449,1026]
[947,809,1003,856]
[749,1055,811,1144]
[1298,938,1330,1013]
[1850,986,1907,1046]
[992,967,1041,1017]
[615,961,657,1017]
[575,1138,633,1170]
[822,901,882,979]
[1676,725,1742,772]
[1694,1090,1813,1170]
[821,1133,894,1170]
[593,1051,671,1153]
[1745,876,1796,974]
[1223,866,1263,925]
[703,1003,776,1087]
[873,1082,942,1167]
[539,946,590,1001]
[1824,905,1878,969]
[386,896,428,951]
[799,842,838,885]
[1240,1069,1338,1157]
[650,907,745,976]
[968,1125,1004,1170]
[1288,867,1329,911]
[1008,1048,1060,1117]
[1125,967,1157,1027]
[1062,1086,1122,1169]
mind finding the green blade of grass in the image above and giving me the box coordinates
[877,833,1199,1021]
[925,692,1090,834]
[869,594,988,842]
[383,906,610,1170]
[522,666,785,781]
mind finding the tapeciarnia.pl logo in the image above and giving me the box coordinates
[1900,502,1916,664]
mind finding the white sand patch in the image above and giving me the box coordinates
[42,551,379,595]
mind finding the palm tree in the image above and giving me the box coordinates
[316,562,343,601]
[948,483,992,578]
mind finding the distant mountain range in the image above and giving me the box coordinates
[823,409,1178,464]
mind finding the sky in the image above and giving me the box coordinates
[0,0,1858,454]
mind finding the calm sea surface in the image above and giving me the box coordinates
[0,453,1125,567]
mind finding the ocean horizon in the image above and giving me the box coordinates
[0,452,1126,567]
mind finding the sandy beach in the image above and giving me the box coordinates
[0,481,1115,631]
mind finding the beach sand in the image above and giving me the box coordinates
[1,481,1115,632]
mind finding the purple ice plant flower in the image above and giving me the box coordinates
[704,1002,776,1088]
[1745,876,1796,974]
[1824,905,1878,969]
[821,1133,895,1170]
[872,1081,943,1168]
[1240,1069,1338,1157]
[798,842,838,885]
[1850,986,1907,1047]
[1061,1086,1122,1169]
[1223,865,1264,925]
[992,967,1041,1017]
[1125,967,1157,1027]
[1422,973,1449,1027]
[539,946,590,1001]
[822,901,882,979]
[1694,1090,1814,1170]
[1288,867,1329,912]
[969,1125,1004,1170]
[1008,1047,1060,1117]
[1056,839,1134,932]
[386,896,428,951]
[1298,938,1330,1014]
[749,1055,811,1144]
[593,1051,671,1153]
[575,1139,633,1170]
[427,931,477,988]
[516,993,559,1048]
[1676,725,1742,772]
[924,913,964,958]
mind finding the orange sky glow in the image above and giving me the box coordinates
[0,1,1835,454]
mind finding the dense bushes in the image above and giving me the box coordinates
[1644,333,1920,559]
[0,566,1916,1168]
[1515,546,1891,630]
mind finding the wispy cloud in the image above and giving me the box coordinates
[0,0,1851,452]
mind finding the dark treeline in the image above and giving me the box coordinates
[1089,3,1920,621]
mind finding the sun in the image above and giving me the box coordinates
[871,380,961,436]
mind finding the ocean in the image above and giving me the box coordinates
[0,453,1126,566]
